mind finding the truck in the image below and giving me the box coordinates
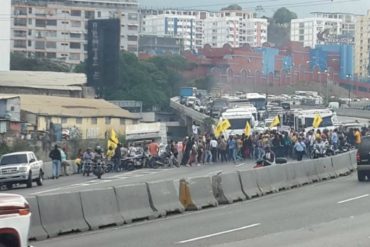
[0,151,44,189]
[221,107,256,138]
[180,87,197,104]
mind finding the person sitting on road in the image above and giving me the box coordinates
[313,137,326,156]
[263,147,275,166]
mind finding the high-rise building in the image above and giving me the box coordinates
[140,9,267,51]
[354,10,370,79]
[0,0,11,71]
[11,0,139,64]
[290,17,343,48]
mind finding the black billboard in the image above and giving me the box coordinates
[87,19,120,97]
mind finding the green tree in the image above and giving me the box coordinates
[272,7,297,25]
[221,4,242,11]
[73,61,85,73]
[10,52,70,72]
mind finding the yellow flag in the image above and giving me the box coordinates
[214,120,223,138]
[312,113,323,128]
[244,121,251,136]
[220,119,231,132]
[107,129,119,149]
[270,115,280,127]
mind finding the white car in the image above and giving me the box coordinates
[0,193,31,247]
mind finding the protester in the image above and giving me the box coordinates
[49,144,61,179]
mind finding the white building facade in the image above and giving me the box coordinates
[354,10,370,79]
[11,0,139,64]
[0,0,11,71]
[291,17,343,48]
[140,9,267,51]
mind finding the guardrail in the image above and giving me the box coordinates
[28,150,357,241]
[169,97,210,123]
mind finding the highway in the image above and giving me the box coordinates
[33,172,370,247]
[10,161,256,197]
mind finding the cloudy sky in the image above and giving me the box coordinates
[138,0,370,18]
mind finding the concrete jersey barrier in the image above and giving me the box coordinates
[268,165,289,191]
[37,192,89,237]
[147,180,185,216]
[179,177,218,210]
[80,188,124,230]
[331,152,352,176]
[283,162,300,188]
[238,169,261,198]
[301,159,320,183]
[114,183,158,223]
[349,150,357,170]
[212,172,246,204]
[254,166,275,194]
[27,196,48,241]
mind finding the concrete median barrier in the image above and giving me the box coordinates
[238,169,261,199]
[283,162,300,188]
[37,192,89,237]
[114,183,158,224]
[255,167,274,194]
[301,159,320,183]
[268,165,289,191]
[315,157,333,180]
[349,150,357,171]
[332,152,352,176]
[80,188,124,230]
[147,180,185,216]
[294,161,311,185]
[179,177,218,210]
[42,161,53,179]
[27,196,48,241]
[212,172,246,204]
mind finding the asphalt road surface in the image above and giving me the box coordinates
[10,160,256,197]
[34,172,370,247]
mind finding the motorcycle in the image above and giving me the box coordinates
[310,146,326,159]
[93,158,105,179]
[82,160,92,176]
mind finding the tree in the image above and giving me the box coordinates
[10,52,70,72]
[73,62,85,73]
[221,4,242,11]
[272,7,297,25]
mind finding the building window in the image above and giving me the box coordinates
[35,52,45,58]
[61,117,67,124]
[71,20,81,27]
[97,11,101,18]
[35,19,46,27]
[85,11,94,19]
[46,52,56,58]
[105,117,111,124]
[70,42,81,49]
[69,53,80,61]
[35,41,45,49]
[76,117,82,124]
[14,40,27,48]
[91,117,97,124]
[28,8,32,14]
[14,30,27,38]
[14,7,27,16]
[10,106,15,111]
[46,19,57,26]
[127,35,137,41]
[70,32,81,38]
[71,10,81,17]
[14,18,27,26]
[46,41,56,49]
[28,40,32,47]
[120,119,125,125]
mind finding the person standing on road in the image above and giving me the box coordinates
[210,137,218,163]
[294,137,306,161]
[227,135,237,163]
[49,144,61,179]
[112,143,122,172]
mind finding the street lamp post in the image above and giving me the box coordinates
[346,74,352,106]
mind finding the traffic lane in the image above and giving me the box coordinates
[13,160,255,196]
[214,213,370,247]
[35,173,370,247]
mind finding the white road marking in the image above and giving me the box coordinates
[176,223,260,244]
[337,194,369,204]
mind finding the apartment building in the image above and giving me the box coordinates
[291,17,343,48]
[311,12,358,40]
[354,10,370,79]
[0,0,11,71]
[11,0,139,64]
[140,9,267,51]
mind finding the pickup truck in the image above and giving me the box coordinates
[0,193,31,247]
[0,151,43,189]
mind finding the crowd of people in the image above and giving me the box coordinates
[177,126,366,167]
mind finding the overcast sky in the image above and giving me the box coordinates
[139,0,370,18]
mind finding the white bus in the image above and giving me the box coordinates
[221,107,255,137]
